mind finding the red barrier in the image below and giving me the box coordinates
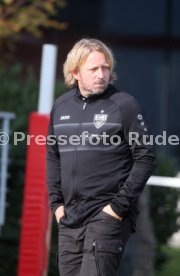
[18,112,52,276]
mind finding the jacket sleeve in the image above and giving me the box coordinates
[110,95,157,217]
[46,106,64,213]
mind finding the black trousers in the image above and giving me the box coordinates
[57,210,132,276]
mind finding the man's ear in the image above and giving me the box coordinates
[72,69,80,81]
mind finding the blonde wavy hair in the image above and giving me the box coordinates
[63,38,117,88]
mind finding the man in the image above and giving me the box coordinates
[46,38,156,276]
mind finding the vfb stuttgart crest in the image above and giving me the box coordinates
[94,113,108,129]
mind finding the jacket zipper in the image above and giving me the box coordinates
[83,101,87,110]
[92,241,101,276]
[72,97,87,199]
[82,95,87,110]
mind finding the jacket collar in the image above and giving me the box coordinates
[74,84,117,103]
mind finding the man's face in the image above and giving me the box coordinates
[73,51,110,97]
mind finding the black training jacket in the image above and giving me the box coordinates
[46,84,156,228]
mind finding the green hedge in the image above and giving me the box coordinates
[150,153,180,270]
[0,63,65,276]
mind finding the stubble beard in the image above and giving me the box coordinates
[85,82,108,97]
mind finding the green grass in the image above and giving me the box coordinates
[156,246,180,276]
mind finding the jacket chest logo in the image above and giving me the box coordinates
[60,115,70,120]
[94,113,108,129]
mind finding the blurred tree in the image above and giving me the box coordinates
[0,2,68,275]
[0,0,68,49]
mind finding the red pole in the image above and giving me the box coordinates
[17,112,52,276]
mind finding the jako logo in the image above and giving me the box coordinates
[60,115,70,120]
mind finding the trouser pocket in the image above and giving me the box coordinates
[92,239,124,276]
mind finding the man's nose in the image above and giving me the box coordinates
[97,68,104,78]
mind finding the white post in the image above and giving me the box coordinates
[0,112,16,234]
[38,44,58,114]
[37,44,58,276]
